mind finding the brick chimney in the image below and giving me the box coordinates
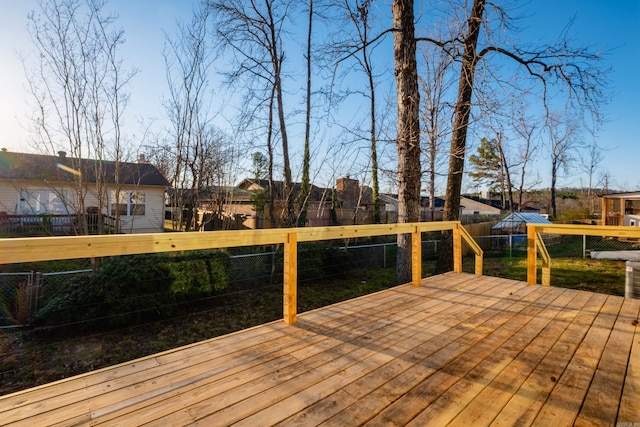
[337,176,359,206]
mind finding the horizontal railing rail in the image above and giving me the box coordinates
[0,222,482,325]
[527,223,640,286]
[0,213,117,236]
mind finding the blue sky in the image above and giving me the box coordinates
[520,0,640,190]
[0,0,638,191]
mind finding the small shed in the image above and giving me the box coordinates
[491,212,552,252]
[492,212,551,235]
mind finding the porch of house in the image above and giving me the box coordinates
[1,272,638,426]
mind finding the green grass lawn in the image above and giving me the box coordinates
[470,255,627,296]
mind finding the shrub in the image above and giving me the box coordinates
[34,251,230,329]
[34,254,174,329]
[164,252,229,295]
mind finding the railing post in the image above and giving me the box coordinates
[453,224,462,273]
[527,225,537,285]
[412,225,421,286]
[283,232,297,325]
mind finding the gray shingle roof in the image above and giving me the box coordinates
[0,151,169,187]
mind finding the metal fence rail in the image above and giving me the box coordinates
[3,230,638,328]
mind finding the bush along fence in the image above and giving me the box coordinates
[0,222,482,326]
[0,242,396,329]
[3,228,639,329]
[0,270,93,327]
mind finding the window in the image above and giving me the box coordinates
[110,190,145,216]
[18,189,70,215]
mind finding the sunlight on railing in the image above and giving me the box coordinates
[0,222,483,325]
[527,224,640,286]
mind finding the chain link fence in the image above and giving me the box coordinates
[0,270,92,328]
[2,233,638,328]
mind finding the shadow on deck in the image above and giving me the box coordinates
[0,272,638,426]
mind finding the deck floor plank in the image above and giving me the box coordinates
[615,298,640,426]
[357,283,561,426]
[531,295,623,426]
[0,272,637,427]
[490,292,609,426]
[96,275,487,426]
[406,287,581,427]
[319,279,537,426]
[453,290,594,425]
[147,275,511,426]
[574,298,640,426]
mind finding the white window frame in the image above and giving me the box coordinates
[110,190,145,216]
[18,188,71,215]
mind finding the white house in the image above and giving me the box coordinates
[0,149,169,234]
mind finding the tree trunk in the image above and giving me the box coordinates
[437,0,485,274]
[267,86,277,229]
[368,55,380,224]
[297,0,313,227]
[392,0,421,285]
[551,158,558,219]
[496,133,514,211]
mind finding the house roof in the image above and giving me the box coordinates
[237,178,331,202]
[600,191,640,199]
[170,186,254,203]
[381,194,445,208]
[0,150,169,187]
[492,212,551,230]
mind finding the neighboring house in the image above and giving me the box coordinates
[0,149,169,235]
[459,196,503,216]
[600,191,640,227]
[382,195,501,222]
[236,177,381,227]
[237,178,334,227]
[168,185,256,230]
[381,195,445,223]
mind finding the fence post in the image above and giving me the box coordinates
[412,225,422,286]
[33,272,43,322]
[527,226,537,285]
[27,272,37,325]
[453,224,462,273]
[383,243,387,269]
[283,232,297,325]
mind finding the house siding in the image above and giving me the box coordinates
[0,181,17,213]
[0,180,165,234]
[117,187,165,233]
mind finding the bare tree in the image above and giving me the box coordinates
[424,0,607,271]
[512,109,540,211]
[163,4,218,231]
[25,0,135,235]
[211,0,296,227]
[547,112,579,219]
[343,0,382,223]
[419,44,453,220]
[579,139,604,216]
[296,0,313,227]
[392,0,420,284]
[440,0,485,223]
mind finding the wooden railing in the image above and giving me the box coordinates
[0,213,117,236]
[0,221,482,325]
[527,223,640,286]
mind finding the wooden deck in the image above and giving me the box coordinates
[1,272,638,426]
